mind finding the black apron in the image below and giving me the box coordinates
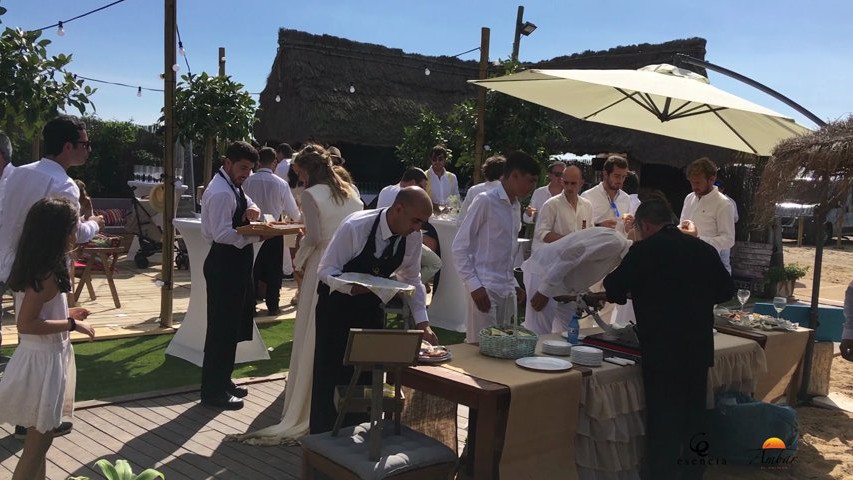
[309,211,407,433]
[201,171,255,397]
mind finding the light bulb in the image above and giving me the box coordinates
[137,87,142,97]
[179,44,186,57]
[57,21,65,37]
[172,64,180,72]
[484,145,491,151]
[424,67,431,76]
[159,73,165,80]
[349,84,355,94]
[275,94,281,103]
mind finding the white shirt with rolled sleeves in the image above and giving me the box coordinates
[459,180,500,223]
[522,185,559,224]
[242,168,300,221]
[426,168,458,205]
[581,182,631,230]
[452,184,521,297]
[376,183,401,209]
[0,158,100,282]
[317,208,428,326]
[273,158,291,181]
[680,186,736,272]
[201,167,260,249]
[533,194,593,253]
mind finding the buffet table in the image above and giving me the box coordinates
[165,218,270,366]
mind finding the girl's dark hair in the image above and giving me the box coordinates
[7,198,78,294]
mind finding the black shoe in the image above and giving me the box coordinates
[201,394,244,410]
[14,425,26,440]
[52,421,73,437]
[227,381,249,398]
[268,307,281,316]
[283,273,294,281]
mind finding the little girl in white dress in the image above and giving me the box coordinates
[0,198,95,479]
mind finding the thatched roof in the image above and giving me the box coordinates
[255,32,748,168]
[753,115,853,225]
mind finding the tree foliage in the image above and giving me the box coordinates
[170,72,257,143]
[0,5,95,140]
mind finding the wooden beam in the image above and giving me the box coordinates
[473,27,490,184]
[160,0,177,328]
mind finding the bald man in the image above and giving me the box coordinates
[310,187,436,433]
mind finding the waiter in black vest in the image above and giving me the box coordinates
[200,141,265,410]
[310,187,437,433]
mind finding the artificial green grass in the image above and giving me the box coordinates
[0,320,466,402]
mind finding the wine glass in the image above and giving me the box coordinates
[737,289,750,313]
[772,296,787,322]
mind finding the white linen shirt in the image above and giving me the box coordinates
[427,168,458,205]
[452,184,521,296]
[459,180,500,223]
[317,208,428,325]
[0,163,16,225]
[273,158,291,181]
[522,185,560,224]
[581,182,632,228]
[242,168,300,221]
[0,158,99,282]
[522,227,631,298]
[533,194,593,252]
[201,167,260,249]
[376,183,401,209]
[680,186,736,269]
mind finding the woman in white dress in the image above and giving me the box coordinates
[0,198,95,479]
[235,145,362,445]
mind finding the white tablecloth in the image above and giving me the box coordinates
[427,217,467,332]
[165,218,270,366]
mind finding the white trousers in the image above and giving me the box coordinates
[465,288,517,343]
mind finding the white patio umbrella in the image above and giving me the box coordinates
[470,64,811,156]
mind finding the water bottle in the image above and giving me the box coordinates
[567,314,580,345]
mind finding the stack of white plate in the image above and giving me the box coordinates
[542,340,572,356]
[571,345,604,367]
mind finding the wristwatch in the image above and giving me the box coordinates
[67,316,77,332]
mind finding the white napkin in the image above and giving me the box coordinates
[604,356,635,366]
[326,272,415,304]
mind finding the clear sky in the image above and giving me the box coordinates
[4,0,852,129]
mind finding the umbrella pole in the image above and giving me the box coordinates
[798,209,827,402]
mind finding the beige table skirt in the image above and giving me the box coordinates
[444,343,583,480]
[755,328,810,403]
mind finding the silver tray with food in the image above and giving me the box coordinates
[418,341,452,364]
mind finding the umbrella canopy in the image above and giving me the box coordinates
[470,64,811,156]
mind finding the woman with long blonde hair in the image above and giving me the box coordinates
[234,144,362,445]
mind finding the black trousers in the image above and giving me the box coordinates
[309,283,384,434]
[253,236,284,312]
[201,243,254,400]
[642,365,709,480]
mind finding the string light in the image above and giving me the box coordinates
[349,83,356,94]
[56,21,65,36]
[178,41,186,57]
[36,0,128,32]
[275,94,281,103]
[172,64,180,72]
[137,86,142,97]
[424,66,431,76]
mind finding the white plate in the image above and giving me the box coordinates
[515,356,573,372]
[418,351,452,364]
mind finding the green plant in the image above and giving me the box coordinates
[68,459,164,480]
[765,263,809,283]
[170,72,257,143]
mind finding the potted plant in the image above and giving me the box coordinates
[764,263,808,300]
[68,459,164,480]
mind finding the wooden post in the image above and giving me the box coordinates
[159,0,177,328]
[218,47,226,77]
[796,216,804,247]
[202,134,214,190]
[473,27,490,184]
[31,132,40,161]
[511,6,524,63]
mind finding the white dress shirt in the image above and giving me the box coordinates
[242,168,300,221]
[317,209,428,325]
[0,163,16,226]
[718,194,739,272]
[452,184,521,296]
[273,158,291,181]
[427,168,458,205]
[533,194,593,252]
[376,183,401,209]
[201,167,260,249]
[581,182,632,229]
[522,185,560,224]
[459,180,500,222]
[0,158,100,282]
[522,227,631,298]
[680,186,736,271]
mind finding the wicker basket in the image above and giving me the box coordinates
[478,325,538,359]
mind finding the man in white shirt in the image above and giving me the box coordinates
[679,157,736,272]
[581,155,632,232]
[459,155,505,222]
[243,147,300,315]
[425,145,459,209]
[525,228,631,333]
[376,167,428,209]
[273,142,293,181]
[453,151,540,343]
[525,165,593,333]
[0,131,13,196]
[523,160,565,225]
[714,181,739,273]
[200,141,264,411]
[310,187,435,433]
